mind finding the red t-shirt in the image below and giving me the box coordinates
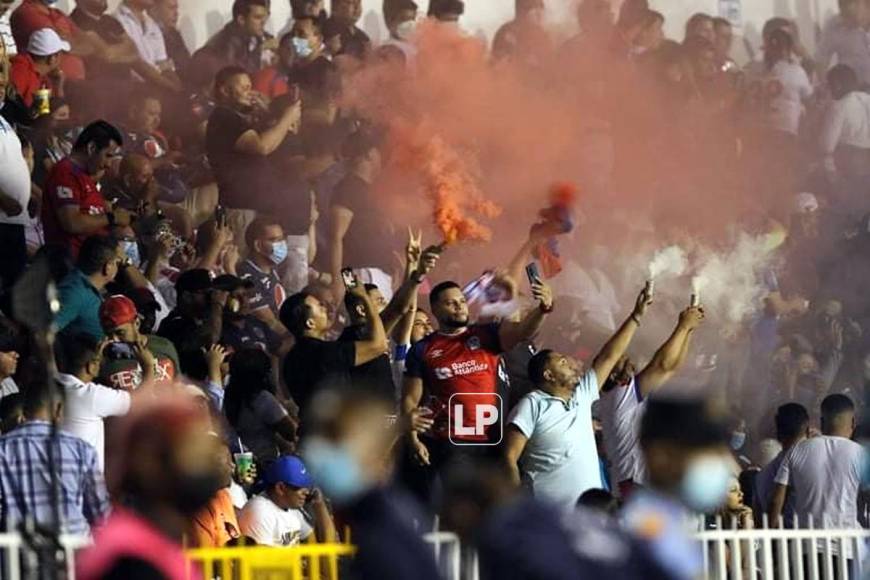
[9,53,47,107]
[10,0,86,80]
[42,158,108,257]
[405,324,503,442]
[252,66,292,99]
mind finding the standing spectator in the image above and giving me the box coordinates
[328,129,396,298]
[770,394,867,528]
[819,64,870,183]
[98,294,180,389]
[9,27,67,109]
[280,276,387,418]
[427,0,463,23]
[218,274,280,354]
[55,235,123,339]
[816,0,870,87]
[238,217,291,339]
[223,348,297,463]
[0,380,109,535]
[193,0,274,78]
[0,0,16,57]
[148,0,190,78]
[684,12,715,43]
[623,397,731,580]
[327,0,370,60]
[205,66,301,215]
[598,305,704,498]
[56,332,133,471]
[112,0,182,92]
[492,0,551,65]
[238,455,336,546]
[753,402,809,523]
[401,276,553,503]
[750,28,813,137]
[382,0,418,61]
[0,322,20,400]
[41,120,132,258]
[76,398,226,579]
[712,16,736,71]
[252,32,299,100]
[288,17,339,103]
[0,71,32,291]
[502,288,652,510]
[157,268,224,348]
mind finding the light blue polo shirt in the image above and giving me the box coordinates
[508,371,602,511]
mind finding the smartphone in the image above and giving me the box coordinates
[525,262,540,285]
[341,267,357,289]
[215,205,227,227]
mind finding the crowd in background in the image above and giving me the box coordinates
[0,0,868,578]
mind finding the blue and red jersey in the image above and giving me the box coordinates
[42,158,108,258]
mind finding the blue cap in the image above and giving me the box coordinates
[264,455,313,488]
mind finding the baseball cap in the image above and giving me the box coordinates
[26,28,72,57]
[175,269,213,294]
[264,455,313,488]
[795,192,819,214]
[212,274,254,292]
[100,295,139,330]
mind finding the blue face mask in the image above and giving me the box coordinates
[269,240,288,265]
[302,438,368,505]
[730,432,746,451]
[292,37,313,58]
[121,240,141,269]
[680,455,732,513]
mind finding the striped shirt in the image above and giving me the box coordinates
[0,421,109,534]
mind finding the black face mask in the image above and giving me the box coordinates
[171,471,224,516]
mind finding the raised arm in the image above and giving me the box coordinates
[328,204,353,299]
[591,287,652,387]
[636,306,705,397]
[234,101,301,156]
[348,276,388,366]
[382,243,440,335]
[498,279,553,352]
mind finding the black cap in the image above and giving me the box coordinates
[175,269,213,294]
[640,395,729,449]
[212,274,254,292]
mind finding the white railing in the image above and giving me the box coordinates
[695,518,869,580]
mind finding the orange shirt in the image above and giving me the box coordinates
[189,489,240,548]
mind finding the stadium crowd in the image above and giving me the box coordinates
[0,0,868,578]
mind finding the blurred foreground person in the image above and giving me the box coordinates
[623,396,731,580]
[302,389,441,580]
[442,459,671,580]
[77,397,225,580]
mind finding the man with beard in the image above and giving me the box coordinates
[400,276,554,505]
[597,305,705,499]
[157,268,225,350]
[501,287,655,511]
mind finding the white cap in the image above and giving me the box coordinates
[795,192,819,213]
[26,28,71,57]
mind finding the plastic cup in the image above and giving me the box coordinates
[234,452,254,480]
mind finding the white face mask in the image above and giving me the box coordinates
[396,20,416,40]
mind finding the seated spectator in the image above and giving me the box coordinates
[55,235,123,339]
[0,379,109,535]
[9,27,67,110]
[112,0,182,93]
[238,454,336,546]
[157,268,223,349]
[0,321,20,400]
[70,0,138,94]
[30,97,75,185]
[238,217,291,338]
[42,120,132,258]
[99,294,180,389]
[55,331,132,470]
[820,64,870,181]
[205,65,303,216]
[103,153,160,213]
[10,0,88,80]
[0,89,32,291]
[252,32,299,100]
[326,0,370,60]
[770,394,867,528]
[192,0,274,81]
[223,347,296,463]
[280,278,387,419]
[147,0,190,78]
[188,436,241,547]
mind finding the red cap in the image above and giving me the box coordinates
[99,295,139,330]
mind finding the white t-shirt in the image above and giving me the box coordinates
[820,91,870,171]
[238,494,313,546]
[57,373,132,471]
[508,371,602,511]
[745,60,813,135]
[598,377,646,488]
[0,377,18,401]
[774,435,866,529]
[0,113,32,227]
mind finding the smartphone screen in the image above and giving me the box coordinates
[525,262,540,285]
[341,268,357,289]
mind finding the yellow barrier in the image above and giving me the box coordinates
[185,543,357,580]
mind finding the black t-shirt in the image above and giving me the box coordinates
[157,310,207,352]
[338,26,370,60]
[331,174,398,271]
[281,337,355,415]
[291,57,340,100]
[206,106,269,208]
[338,324,395,402]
